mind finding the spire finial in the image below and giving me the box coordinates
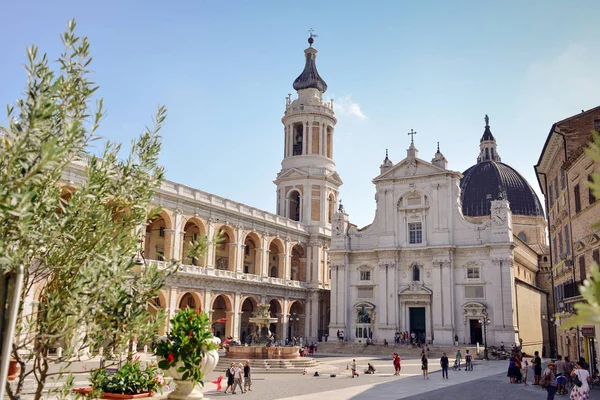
[407,128,417,145]
[308,28,318,47]
[484,114,489,127]
[386,148,389,159]
[437,142,440,153]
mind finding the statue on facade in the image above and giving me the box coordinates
[357,305,370,323]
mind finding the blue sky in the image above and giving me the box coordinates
[2,1,600,227]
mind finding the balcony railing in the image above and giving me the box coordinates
[148,260,309,288]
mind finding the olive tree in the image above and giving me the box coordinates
[0,20,189,400]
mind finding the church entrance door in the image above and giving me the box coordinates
[469,319,483,345]
[409,307,426,341]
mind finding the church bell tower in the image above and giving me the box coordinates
[275,34,342,231]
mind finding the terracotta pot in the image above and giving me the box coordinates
[165,337,220,400]
[8,360,19,381]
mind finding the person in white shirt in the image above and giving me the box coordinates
[232,363,245,394]
[570,361,591,399]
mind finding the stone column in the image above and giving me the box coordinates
[260,236,269,277]
[168,286,179,329]
[303,122,308,155]
[235,226,244,273]
[172,210,184,262]
[206,219,216,268]
[284,238,292,279]
[282,298,290,341]
[232,293,241,339]
[310,292,319,339]
[378,262,389,328]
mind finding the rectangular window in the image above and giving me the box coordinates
[565,225,570,254]
[157,249,165,261]
[549,184,554,208]
[408,222,423,244]
[594,119,600,131]
[593,249,599,266]
[244,264,249,273]
[464,285,484,299]
[579,255,586,281]
[589,174,596,204]
[553,236,557,263]
[558,231,564,255]
[357,287,374,298]
[561,169,566,190]
[159,226,165,238]
[574,184,581,212]
[555,176,559,200]
[360,270,371,281]
[467,267,480,279]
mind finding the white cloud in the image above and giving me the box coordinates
[329,94,367,120]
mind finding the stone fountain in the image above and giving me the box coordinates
[224,303,299,359]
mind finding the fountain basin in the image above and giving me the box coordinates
[225,345,300,359]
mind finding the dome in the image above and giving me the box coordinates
[460,161,544,217]
[292,40,327,93]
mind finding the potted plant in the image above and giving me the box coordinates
[82,357,168,399]
[155,308,220,400]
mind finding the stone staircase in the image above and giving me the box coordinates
[316,342,482,359]
[215,357,319,374]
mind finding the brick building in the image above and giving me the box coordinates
[535,106,600,374]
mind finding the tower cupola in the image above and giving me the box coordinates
[293,35,328,93]
[477,114,501,163]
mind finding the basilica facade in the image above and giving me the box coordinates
[329,120,551,353]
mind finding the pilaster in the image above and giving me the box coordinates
[172,209,184,261]
[206,218,216,268]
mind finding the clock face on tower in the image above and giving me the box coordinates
[492,208,506,225]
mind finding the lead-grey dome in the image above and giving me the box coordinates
[292,38,327,93]
[460,161,544,217]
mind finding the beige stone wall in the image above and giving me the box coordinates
[311,126,319,154]
[516,281,548,355]
[512,215,547,247]
[567,151,600,282]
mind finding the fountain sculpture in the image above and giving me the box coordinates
[224,303,300,359]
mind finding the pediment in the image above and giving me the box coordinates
[274,168,343,186]
[398,283,433,296]
[275,168,308,181]
[373,157,452,182]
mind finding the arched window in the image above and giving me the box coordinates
[293,124,303,156]
[288,191,301,221]
[517,232,527,243]
[412,265,420,281]
[485,148,490,160]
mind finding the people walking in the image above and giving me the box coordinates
[232,363,245,394]
[455,349,462,370]
[392,353,401,376]
[570,361,591,399]
[544,361,558,400]
[223,362,235,394]
[465,350,472,371]
[351,359,359,378]
[243,360,252,392]
[440,352,449,379]
[533,350,542,385]
[555,355,566,395]
[522,353,530,386]
[421,353,429,379]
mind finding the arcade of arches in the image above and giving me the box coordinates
[152,288,330,342]
[138,209,331,341]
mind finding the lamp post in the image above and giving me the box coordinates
[479,310,491,360]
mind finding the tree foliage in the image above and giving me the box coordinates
[0,20,179,400]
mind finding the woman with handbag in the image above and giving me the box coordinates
[570,361,591,400]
